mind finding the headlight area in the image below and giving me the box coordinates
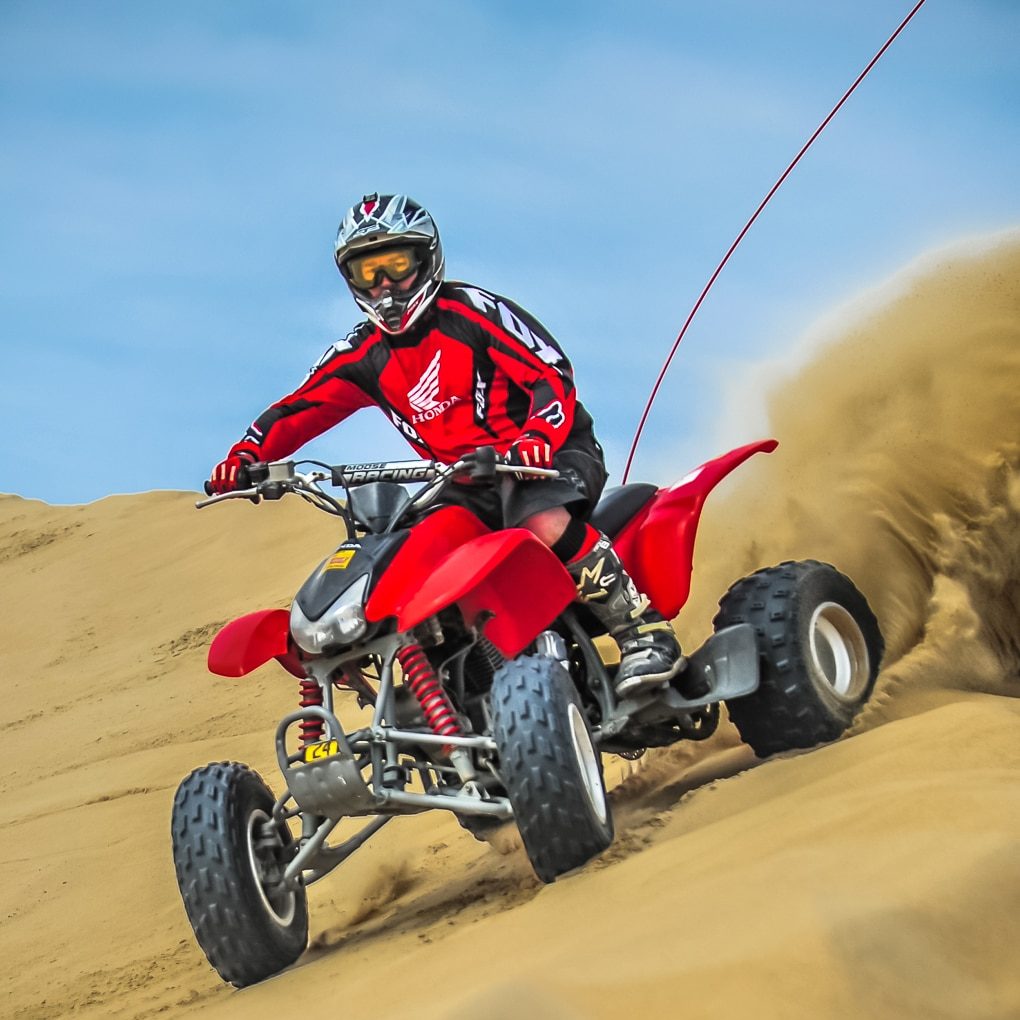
[290,575,369,654]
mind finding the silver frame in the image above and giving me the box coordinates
[271,632,512,889]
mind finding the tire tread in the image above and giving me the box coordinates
[490,656,613,882]
[170,762,308,987]
[715,560,883,757]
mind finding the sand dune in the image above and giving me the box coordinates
[1,237,1018,1019]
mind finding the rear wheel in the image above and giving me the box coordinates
[714,560,883,757]
[490,654,614,882]
[171,762,308,987]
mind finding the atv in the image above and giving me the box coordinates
[171,439,883,986]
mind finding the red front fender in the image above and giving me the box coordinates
[207,609,305,679]
[387,529,577,658]
[616,438,778,618]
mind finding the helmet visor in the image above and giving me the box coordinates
[344,246,421,290]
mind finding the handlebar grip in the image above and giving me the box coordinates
[470,445,499,482]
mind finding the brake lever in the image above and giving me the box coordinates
[494,463,560,479]
[457,446,559,482]
[195,486,261,509]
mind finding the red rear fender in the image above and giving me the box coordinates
[615,439,778,618]
[208,609,305,679]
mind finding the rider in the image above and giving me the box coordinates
[209,193,686,697]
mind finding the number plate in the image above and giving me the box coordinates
[303,739,339,763]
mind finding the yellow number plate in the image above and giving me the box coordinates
[303,739,339,763]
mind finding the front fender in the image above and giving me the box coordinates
[366,505,490,622]
[207,609,305,679]
[395,529,577,658]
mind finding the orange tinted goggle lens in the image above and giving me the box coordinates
[346,247,420,289]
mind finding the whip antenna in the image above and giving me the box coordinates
[622,0,928,483]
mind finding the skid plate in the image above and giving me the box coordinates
[288,754,377,817]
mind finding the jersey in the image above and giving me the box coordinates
[231,281,597,465]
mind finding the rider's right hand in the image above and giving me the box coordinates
[207,444,259,495]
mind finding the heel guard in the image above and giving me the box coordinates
[661,623,760,710]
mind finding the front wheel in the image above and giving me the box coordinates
[490,654,614,882]
[171,762,308,987]
[714,560,884,757]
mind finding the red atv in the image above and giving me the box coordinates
[171,440,883,986]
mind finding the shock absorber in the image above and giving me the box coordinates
[397,644,461,741]
[396,644,477,783]
[298,678,324,748]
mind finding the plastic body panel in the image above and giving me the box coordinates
[365,505,490,622]
[208,609,305,679]
[366,506,576,658]
[614,439,778,618]
[395,529,577,657]
[295,531,407,622]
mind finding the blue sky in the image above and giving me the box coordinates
[2,0,1018,503]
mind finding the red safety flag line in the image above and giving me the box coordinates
[623,0,929,482]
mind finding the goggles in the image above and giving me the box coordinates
[344,246,421,290]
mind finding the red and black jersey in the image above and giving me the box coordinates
[232,281,598,465]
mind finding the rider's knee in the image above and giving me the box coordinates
[521,506,571,547]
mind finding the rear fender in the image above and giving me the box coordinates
[208,609,306,679]
[615,439,778,617]
[393,529,577,658]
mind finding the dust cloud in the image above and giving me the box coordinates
[682,235,1020,720]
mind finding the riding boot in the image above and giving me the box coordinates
[568,533,689,697]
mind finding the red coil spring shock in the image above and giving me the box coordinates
[298,678,324,747]
[397,644,461,741]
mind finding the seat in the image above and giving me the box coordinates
[589,483,658,539]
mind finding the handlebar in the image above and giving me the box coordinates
[197,447,558,512]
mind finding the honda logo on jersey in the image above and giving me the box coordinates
[407,350,461,424]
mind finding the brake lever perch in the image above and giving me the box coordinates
[468,445,499,482]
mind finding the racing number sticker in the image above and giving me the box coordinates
[303,739,339,763]
[324,550,356,571]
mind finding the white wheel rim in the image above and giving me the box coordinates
[808,602,870,700]
[247,809,296,927]
[568,703,608,825]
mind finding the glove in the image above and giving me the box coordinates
[207,443,259,495]
[507,433,553,480]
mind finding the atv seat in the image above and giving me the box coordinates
[589,483,658,539]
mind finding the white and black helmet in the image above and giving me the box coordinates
[334,193,445,334]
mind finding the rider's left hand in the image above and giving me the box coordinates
[507,433,553,480]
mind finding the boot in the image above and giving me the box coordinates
[568,533,687,697]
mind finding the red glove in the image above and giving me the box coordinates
[208,444,259,494]
[507,433,553,480]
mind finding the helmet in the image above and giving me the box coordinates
[334,193,445,335]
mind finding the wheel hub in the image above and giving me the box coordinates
[246,809,297,927]
[808,601,871,700]
[567,703,608,825]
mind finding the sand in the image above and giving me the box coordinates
[1,237,1018,1019]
